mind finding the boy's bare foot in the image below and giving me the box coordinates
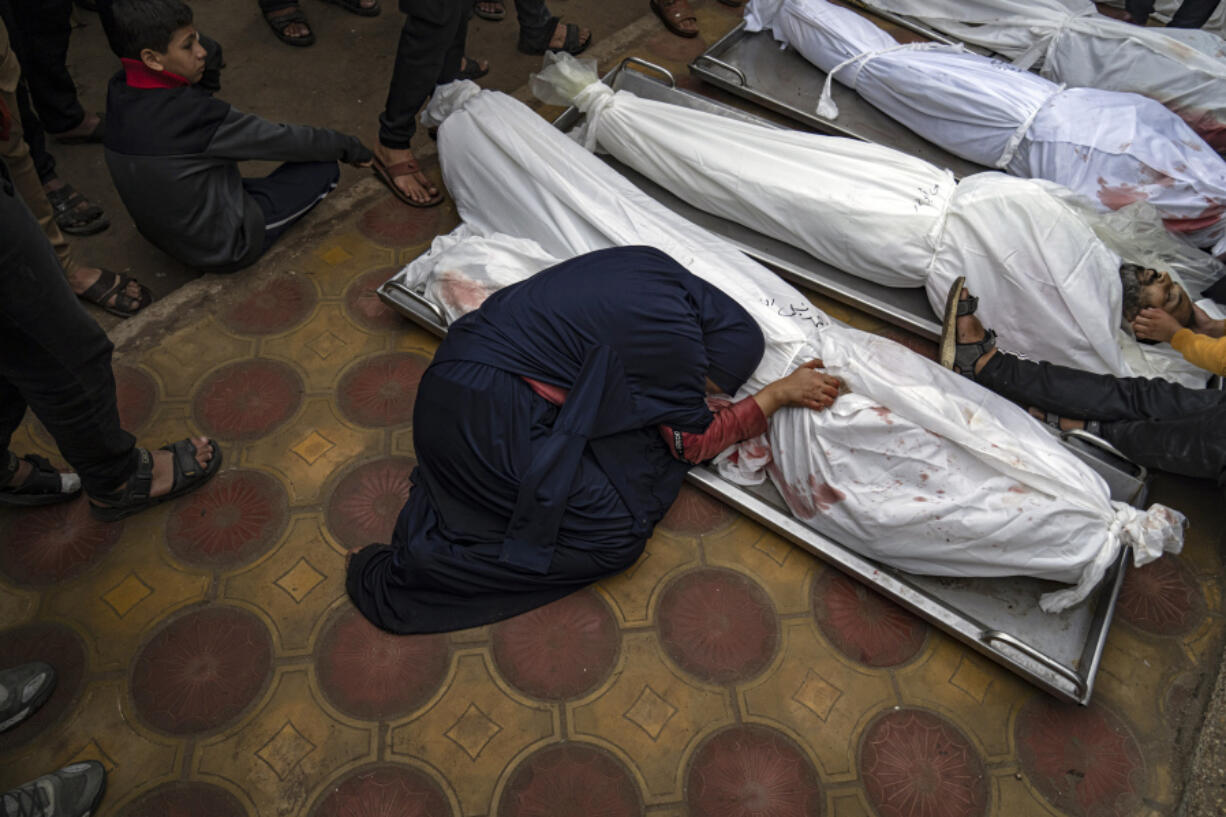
[373,143,440,205]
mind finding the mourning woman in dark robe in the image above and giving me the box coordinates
[345,246,840,634]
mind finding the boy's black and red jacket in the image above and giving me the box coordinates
[104,61,372,271]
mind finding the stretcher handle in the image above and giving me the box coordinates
[691,54,748,87]
[380,281,447,327]
[617,57,676,89]
[1059,428,1148,485]
[981,630,1086,697]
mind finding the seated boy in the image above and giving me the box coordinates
[104,0,373,272]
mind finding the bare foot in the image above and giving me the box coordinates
[374,143,438,204]
[148,437,216,499]
[475,0,503,15]
[66,265,145,312]
[550,21,591,50]
[52,112,102,141]
[1027,407,1086,432]
[954,289,998,376]
[266,6,311,40]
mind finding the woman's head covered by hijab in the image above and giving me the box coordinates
[699,283,766,395]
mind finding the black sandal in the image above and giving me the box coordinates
[473,0,505,20]
[45,184,109,236]
[1030,409,1103,437]
[78,269,154,319]
[0,452,82,507]
[320,0,381,16]
[89,439,223,522]
[454,57,490,82]
[264,5,316,47]
[939,277,996,378]
[518,16,591,56]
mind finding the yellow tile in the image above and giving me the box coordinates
[389,651,556,817]
[301,233,396,297]
[196,669,375,815]
[990,771,1063,816]
[740,620,894,780]
[222,514,347,654]
[139,317,255,399]
[389,325,442,356]
[569,632,735,803]
[260,303,391,393]
[702,523,819,616]
[596,531,701,627]
[242,398,384,506]
[892,636,1030,759]
[828,790,874,817]
[1,681,181,805]
[0,578,38,629]
[1094,632,1184,737]
[42,510,210,673]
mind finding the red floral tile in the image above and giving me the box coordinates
[499,743,640,817]
[0,622,86,751]
[166,469,289,569]
[345,267,409,332]
[325,457,415,549]
[812,570,928,668]
[0,499,121,586]
[336,353,428,427]
[492,590,619,701]
[193,360,303,441]
[1117,555,1205,636]
[114,365,157,431]
[116,781,247,817]
[316,607,450,720]
[1015,698,1144,817]
[131,605,272,735]
[219,274,317,336]
[657,484,735,536]
[687,725,823,817]
[309,764,452,817]
[860,708,987,817]
[358,190,444,247]
[658,568,778,684]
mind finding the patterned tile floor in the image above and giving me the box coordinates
[3,8,1225,816]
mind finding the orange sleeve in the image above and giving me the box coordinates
[1171,329,1226,376]
[659,397,769,464]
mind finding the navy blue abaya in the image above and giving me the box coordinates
[346,246,765,634]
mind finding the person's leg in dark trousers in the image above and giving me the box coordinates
[241,161,340,255]
[1169,0,1222,27]
[975,351,1226,484]
[0,164,137,496]
[513,0,552,46]
[378,2,467,150]
[5,0,85,135]
[14,81,56,185]
[1125,0,1157,24]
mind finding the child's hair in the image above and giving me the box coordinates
[1119,262,1144,322]
[110,0,194,60]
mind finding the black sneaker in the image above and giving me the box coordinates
[1,761,106,817]
[0,663,56,734]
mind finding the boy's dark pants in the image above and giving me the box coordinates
[977,351,1226,488]
[1125,0,1222,26]
[242,160,340,256]
[379,0,469,149]
[0,163,138,496]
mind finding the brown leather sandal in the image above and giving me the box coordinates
[371,156,444,208]
[651,0,698,38]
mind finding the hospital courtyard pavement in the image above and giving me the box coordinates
[3,2,1226,816]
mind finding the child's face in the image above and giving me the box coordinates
[145,25,206,84]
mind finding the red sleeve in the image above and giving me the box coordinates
[659,396,768,464]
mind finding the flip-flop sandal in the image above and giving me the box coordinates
[46,184,109,236]
[650,0,699,38]
[0,453,82,507]
[473,0,506,21]
[264,5,316,46]
[89,439,223,522]
[938,275,966,371]
[78,268,154,319]
[320,0,381,17]
[371,156,444,208]
[454,57,490,81]
[518,16,592,55]
[51,114,105,145]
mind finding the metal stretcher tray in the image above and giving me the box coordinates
[689,22,986,179]
[378,259,1143,706]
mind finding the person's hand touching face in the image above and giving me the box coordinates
[1132,306,1184,343]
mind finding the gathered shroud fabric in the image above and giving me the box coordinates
[346,246,765,633]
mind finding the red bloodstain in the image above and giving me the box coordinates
[1164,199,1226,233]
[770,468,846,517]
[914,497,928,502]
[1008,484,1030,494]
[920,473,929,482]
[813,480,846,510]
[1177,108,1226,153]
[871,405,894,425]
[1137,166,1176,188]
[1097,179,1149,210]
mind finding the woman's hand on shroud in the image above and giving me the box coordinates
[754,359,842,417]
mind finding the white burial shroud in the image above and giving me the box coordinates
[821,0,1226,154]
[744,0,1226,257]
[392,80,1185,612]
[528,52,1214,387]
